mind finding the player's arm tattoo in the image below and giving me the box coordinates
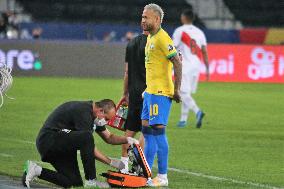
[170,55,182,92]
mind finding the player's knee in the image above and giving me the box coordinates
[152,126,165,136]
[142,126,153,135]
[153,127,168,154]
[142,120,149,127]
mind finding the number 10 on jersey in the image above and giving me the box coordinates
[150,104,159,116]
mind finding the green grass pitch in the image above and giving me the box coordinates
[0,77,283,188]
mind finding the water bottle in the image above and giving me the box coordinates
[121,106,128,119]
[117,106,124,117]
[113,117,121,127]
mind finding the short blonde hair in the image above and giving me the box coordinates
[144,3,164,23]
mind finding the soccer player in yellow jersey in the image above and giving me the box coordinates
[141,3,182,187]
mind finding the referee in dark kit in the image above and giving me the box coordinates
[22,99,139,188]
[120,30,149,173]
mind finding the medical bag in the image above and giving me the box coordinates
[101,144,151,188]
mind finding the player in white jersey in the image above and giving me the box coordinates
[172,9,209,128]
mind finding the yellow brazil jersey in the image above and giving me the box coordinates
[145,28,177,97]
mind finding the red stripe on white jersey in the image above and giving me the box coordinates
[181,31,202,60]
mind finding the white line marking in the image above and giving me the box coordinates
[0,138,35,145]
[1,138,283,189]
[0,153,13,158]
[167,167,284,189]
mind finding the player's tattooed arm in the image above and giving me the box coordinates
[170,55,182,103]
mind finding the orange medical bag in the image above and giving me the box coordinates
[101,144,151,188]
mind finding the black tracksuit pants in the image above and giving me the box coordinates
[38,130,96,188]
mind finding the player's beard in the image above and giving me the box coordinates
[141,22,153,32]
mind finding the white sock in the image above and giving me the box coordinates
[158,173,167,180]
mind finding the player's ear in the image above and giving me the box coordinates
[94,107,104,118]
[98,108,104,115]
[156,15,161,24]
[155,16,159,23]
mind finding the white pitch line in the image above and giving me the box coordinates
[1,138,283,189]
[167,167,284,189]
[0,138,35,145]
[0,153,13,158]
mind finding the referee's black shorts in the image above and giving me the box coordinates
[124,100,143,132]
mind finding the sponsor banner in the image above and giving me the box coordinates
[0,49,42,71]
[0,40,125,78]
[200,44,284,83]
[1,41,283,83]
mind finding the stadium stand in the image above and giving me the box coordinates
[15,0,197,25]
[224,0,284,27]
[1,0,284,44]
[185,0,242,29]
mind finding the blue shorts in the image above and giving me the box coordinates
[141,92,172,126]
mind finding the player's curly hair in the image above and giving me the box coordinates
[144,3,164,24]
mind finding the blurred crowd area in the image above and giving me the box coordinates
[0,11,42,39]
[0,0,284,44]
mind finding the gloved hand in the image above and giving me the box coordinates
[85,179,110,188]
[126,137,139,145]
[110,158,125,170]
